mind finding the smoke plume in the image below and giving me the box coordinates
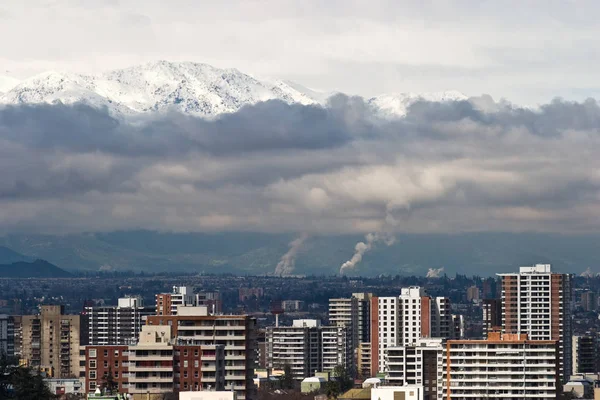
[274,233,309,276]
[426,267,445,278]
[339,232,396,275]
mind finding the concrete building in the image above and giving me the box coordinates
[196,292,223,315]
[498,264,573,381]
[370,287,454,374]
[581,292,597,312]
[357,342,372,379]
[281,300,304,312]
[482,298,502,338]
[156,286,196,316]
[466,286,480,302]
[329,293,373,354]
[84,325,226,396]
[572,335,600,374]
[84,297,154,345]
[371,386,423,400]
[146,306,257,400]
[384,338,443,400]
[45,377,83,396]
[266,319,352,380]
[0,314,15,357]
[443,332,559,399]
[22,305,81,378]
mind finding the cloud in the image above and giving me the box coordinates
[1,95,600,235]
[426,267,445,278]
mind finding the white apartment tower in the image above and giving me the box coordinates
[498,264,573,381]
[370,287,454,374]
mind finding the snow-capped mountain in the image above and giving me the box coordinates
[0,75,21,95]
[367,90,468,118]
[0,61,467,118]
[0,61,317,118]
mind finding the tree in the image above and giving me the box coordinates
[10,366,56,400]
[0,353,15,399]
[100,367,118,394]
[280,364,294,390]
[332,365,353,392]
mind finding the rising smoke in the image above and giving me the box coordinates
[274,233,309,276]
[426,267,445,278]
[339,232,396,275]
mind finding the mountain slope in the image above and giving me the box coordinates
[0,61,317,118]
[0,75,20,95]
[0,246,31,264]
[0,259,72,278]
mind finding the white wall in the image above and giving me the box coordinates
[371,386,423,400]
[179,392,236,400]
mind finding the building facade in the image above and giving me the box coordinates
[84,297,154,345]
[266,319,352,380]
[21,305,81,378]
[572,335,600,374]
[498,264,573,381]
[370,287,454,375]
[443,332,559,399]
[156,286,196,316]
[146,306,257,400]
[482,298,502,338]
[0,314,15,357]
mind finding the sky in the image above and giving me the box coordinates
[1,1,600,237]
[2,0,600,104]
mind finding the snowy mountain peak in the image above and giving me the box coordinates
[368,90,468,118]
[0,75,21,95]
[0,61,468,118]
[0,61,318,118]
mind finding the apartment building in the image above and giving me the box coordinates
[84,297,154,345]
[498,264,573,381]
[156,286,196,316]
[196,292,223,315]
[0,314,15,357]
[443,332,559,399]
[146,306,257,400]
[266,319,352,380]
[328,293,373,349]
[385,338,444,400]
[84,325,226,396]
[572,335,600,374]
[371,287,454,375]
[482,298,502,338]
[21,305,81,378]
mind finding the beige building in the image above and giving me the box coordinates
[22,305,81,378]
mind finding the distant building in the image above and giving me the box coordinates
[498,264,573,382]
[371,386,423,400]
[266,319,352,380]
[21,305,81,378]
[482,298,502,338]
[466,285,480,302]
[0,314,15,357]
[196,292,222,314]
[239,288,263,302]
[44,377,83,396]
[156,286,195,316]
[84,297,154,345]
[572,335,600,374]
[443,332,559,399]
[581,291,597,312]
[281,300,304,312]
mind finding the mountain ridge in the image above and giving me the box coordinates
[0,61,466,118]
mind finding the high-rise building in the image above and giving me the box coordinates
[466,285,480,302]
[370,287,454,374]
[146,306,257,400]
[443,332,559,399]
[196,292,223,314]
[498,264,573,381]
[84,325,226,395]
[21,305,81,378]
[572,335,600,374]
[156,286,196,316]
[0,314,15,357]
[84,297,154,345]
[581,292,597,312]
[266,319,352,380]
[482,298,502,338]
[385,338,444,400]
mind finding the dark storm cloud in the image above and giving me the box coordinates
[1,95,600,234]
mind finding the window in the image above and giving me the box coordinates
[89,360,96,369]
[103,361,108,368]
[184,371,188,378]
[89,349,97,358]
[184,350,188,356]
[114,360,119,368]
[194,371,199,378]
[194,350,199,357]
[104,349,108,357]
[89,370,96,379]
[184,360,188,368]
[114,350,119,357]
[194,360,199,368]
[89,381,96,391]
